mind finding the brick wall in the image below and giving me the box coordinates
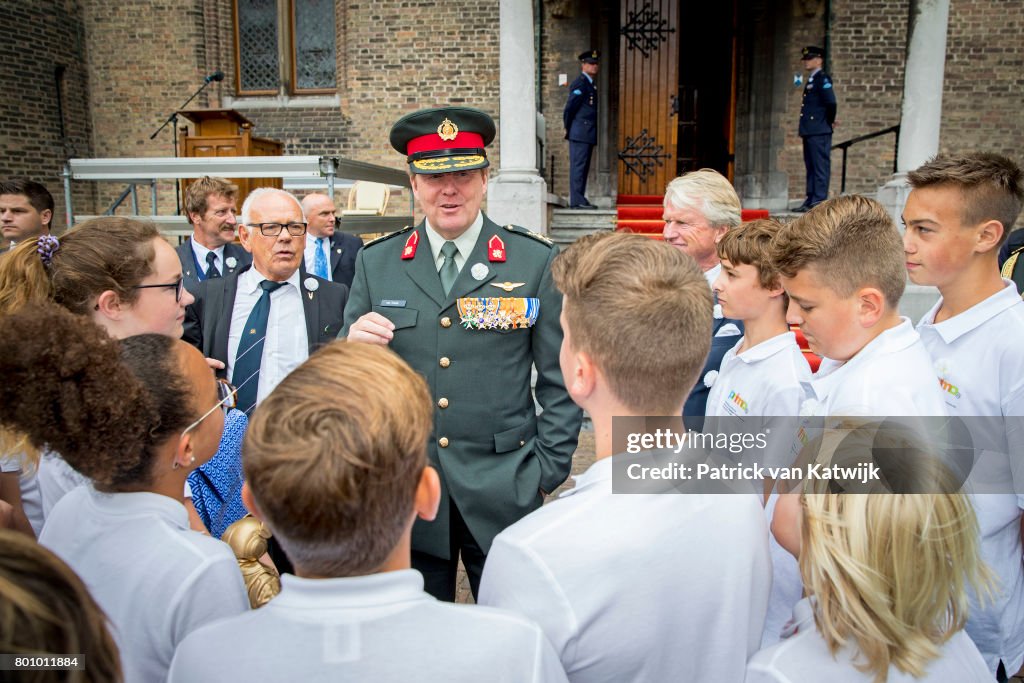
[0,0,94,231]
[942,0,1024,228]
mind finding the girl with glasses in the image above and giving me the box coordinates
[0,217,209,534]
[0,305,248,682]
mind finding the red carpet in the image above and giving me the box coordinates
[615,195,771,235]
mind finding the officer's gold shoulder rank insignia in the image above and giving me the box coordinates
[365,225,413,248]
[504,224,553,246]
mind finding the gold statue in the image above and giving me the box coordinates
[221,516,281,608]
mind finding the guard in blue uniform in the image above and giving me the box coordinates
[563,50,600,209]
[796,46,837,212]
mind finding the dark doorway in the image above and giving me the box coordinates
[676,0,737,179]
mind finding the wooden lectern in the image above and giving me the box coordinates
[177,109,283,208]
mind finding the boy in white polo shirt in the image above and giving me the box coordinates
[904,152,1024,679]
[705,218,812,648]
[479,232,771,682]
[770,195,947,417]
[168,342,567,683]
[707,218,810,421]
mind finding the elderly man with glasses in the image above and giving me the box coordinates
[183,187,349,416]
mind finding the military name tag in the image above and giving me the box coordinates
[457,297,539,330]
[380,299,407,307]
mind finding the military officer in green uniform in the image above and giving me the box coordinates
[342,106,582,601]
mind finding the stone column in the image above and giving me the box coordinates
[877,0,949,322]
[487,0,549,232]
[877,0,950,226]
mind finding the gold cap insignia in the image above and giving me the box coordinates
[437,118,459,141]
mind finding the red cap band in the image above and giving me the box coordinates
[406,131,485,156]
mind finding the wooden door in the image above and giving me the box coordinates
[617,0,680,197]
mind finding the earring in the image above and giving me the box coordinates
[172,456,196,471]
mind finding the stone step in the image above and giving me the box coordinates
[550,208,618,229]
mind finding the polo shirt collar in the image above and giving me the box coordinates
[424,212,483,265]
[808,317,918,400]
[86,487,189,529]
[272,570,427,609]
[736,331,797,364]
[918,279,1022,344]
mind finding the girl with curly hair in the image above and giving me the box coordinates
[0,305,248,682]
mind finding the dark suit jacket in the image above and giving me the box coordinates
[176,238,252,294]
[563,73,598,144]
[684,311,744,427]
[798,70,837,137]
[182,264,348,377]
[309,231,363,288]
[342,214,582,559]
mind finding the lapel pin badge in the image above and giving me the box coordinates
[471,263,489,280]
[225,256,238,269]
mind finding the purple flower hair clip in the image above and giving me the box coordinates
[36,234,60,267]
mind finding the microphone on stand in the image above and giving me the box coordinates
[205,70,225,84]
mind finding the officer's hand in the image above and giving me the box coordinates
[205,357,226,371]
[347,311,395,345]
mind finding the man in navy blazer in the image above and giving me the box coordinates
[563,50,600,209]
[182,189,348,384]
[662,169,745,425]
[176,176,251,293]
[300,192,363,288]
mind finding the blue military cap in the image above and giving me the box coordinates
[579,50,600,64]
[801,46,824,60]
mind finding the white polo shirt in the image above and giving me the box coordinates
[226,266,309,406]
[917,280,1024,675]
[747,597,992,683]
[478,455,771,683]
[706,331,810,419]
[168,570,567,683]
[40,486,249,683]
[801,318,947,417]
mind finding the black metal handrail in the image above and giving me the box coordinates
[832,124,900,193]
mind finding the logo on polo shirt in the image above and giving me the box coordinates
[938,377,961,399]
[727,390,750,414]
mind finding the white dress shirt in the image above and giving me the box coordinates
[303,234,333,282]
[424,211,484,274]
[916,280,1024,674]
[479,455,771,683]
[226,266,309,406]
[40,486,248,683]
[169,569,567,683]
[747,597,992,683]
[189,240,225,278]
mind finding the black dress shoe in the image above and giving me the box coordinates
[793,204,811,213]
[574,204,598,210]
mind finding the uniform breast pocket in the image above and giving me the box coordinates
[372,306,418,330]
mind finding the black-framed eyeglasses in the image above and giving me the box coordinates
[133,276,185,302]
[247,222,307,237]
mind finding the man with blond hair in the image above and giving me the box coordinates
[178,176,251,291]
[479,231,770,682]
[662,168,744,419]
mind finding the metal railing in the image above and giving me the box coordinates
[63,156,414,235]
[832,124,900,194]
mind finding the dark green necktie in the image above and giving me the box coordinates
[439,241,459,295]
